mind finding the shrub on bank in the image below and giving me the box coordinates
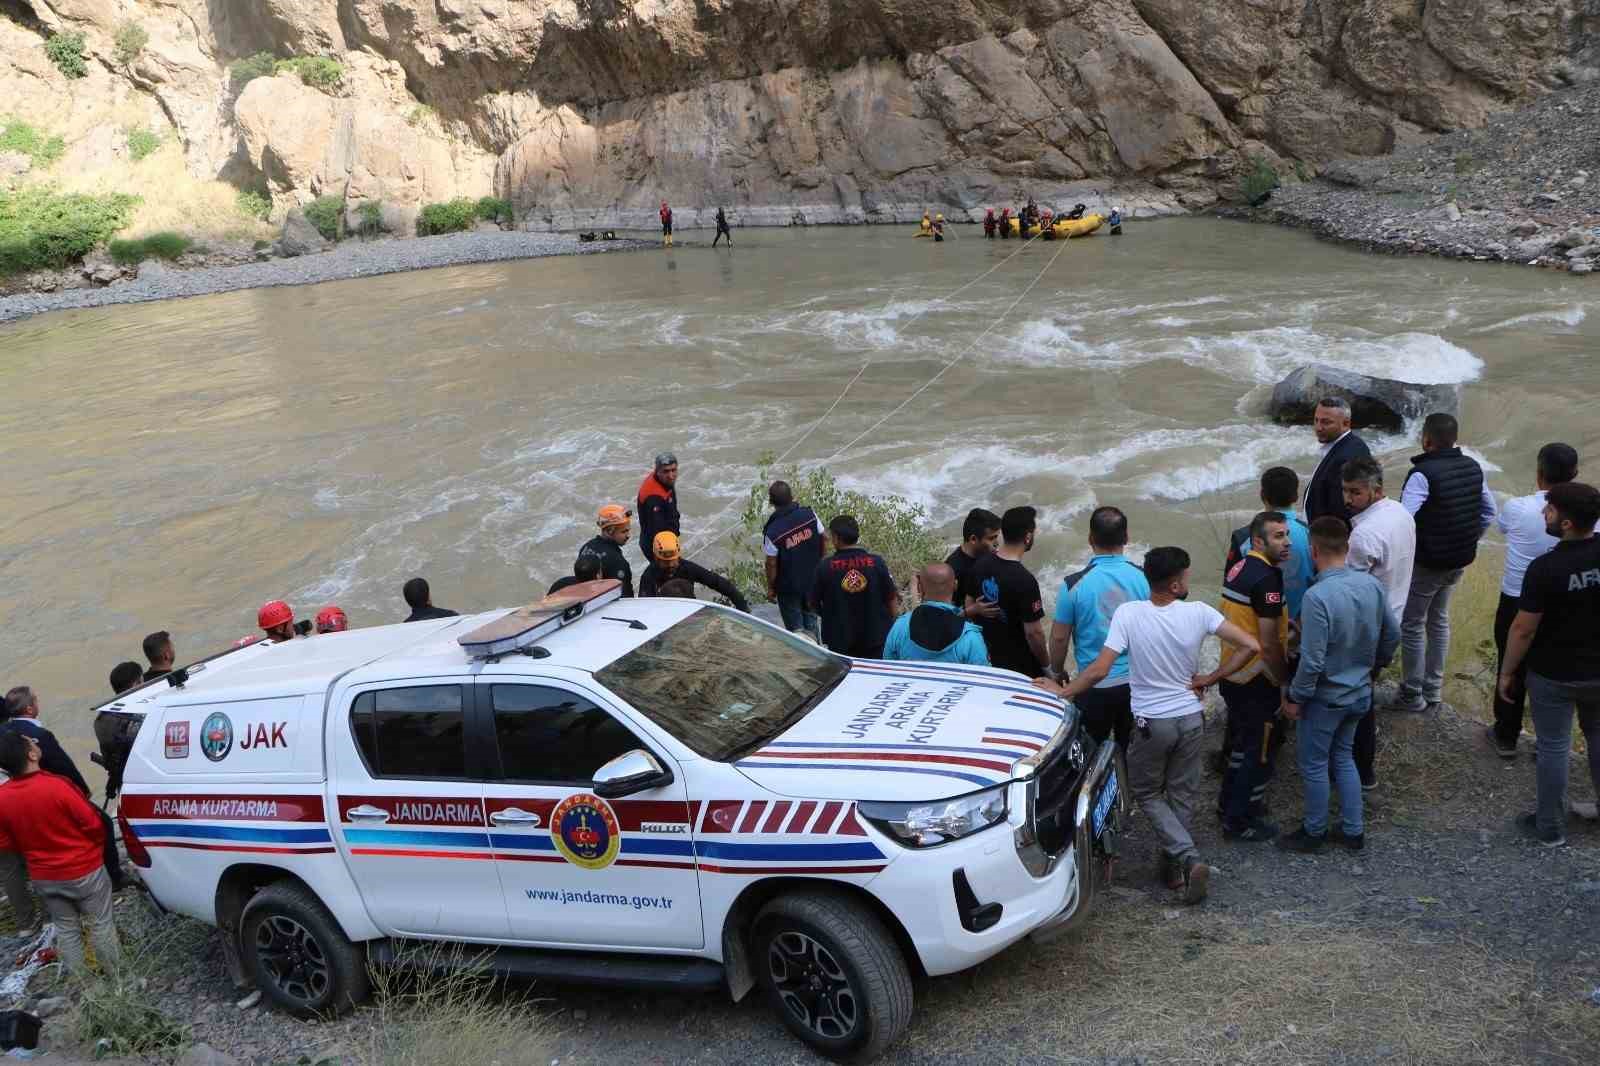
[356,200,385,238]
[0,117,65,168]
[114,21,149,67]
[126,126,162,162]
[416,197,477,236]
[44,31,88,79]
[275,55,343,91]
[475,196,513,226]
[108,230,192,265]
[304,195,344,241]
[1241,155,1280,206]
[0,187,138,274]
[228,51,277,89]
[235,188,271,221]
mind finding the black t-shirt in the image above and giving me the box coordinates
[961,553,1045,677]
[810,548,895,658]
[578,536,635,597]
[1520,535,1600,681]
[945,547,979,606]
[404,605,458,622]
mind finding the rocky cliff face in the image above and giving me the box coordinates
[4,0,1596,229]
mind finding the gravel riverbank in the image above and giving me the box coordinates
[0,231,656,326]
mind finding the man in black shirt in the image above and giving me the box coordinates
[578,504,636,597]
[1499,481,1600,847]
[141,630,174,682]
[809,515,899,658]
[946,508,1002,620]
[549,555,602,596]
[638,532,751,612]
[402,577,458,622]
[962,506,1048,677]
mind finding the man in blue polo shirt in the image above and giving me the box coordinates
[1225,467,1312,620]
[1049,506,1151,747]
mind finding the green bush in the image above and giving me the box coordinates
[474,196,513,226]
[303,194,343,241]
[0,118,65,168]
[114,21,148,67]
[727,456,946,605]
[0,187,138,274]
[126,127,161,162]
[229,51,277,89]
[357,200,384,237]
[108,230,192,265]
[235,188,271,221]
[1240,155,1280,206]
[415,197,476,236]
[44,31,88,79]
[275,56,343,91]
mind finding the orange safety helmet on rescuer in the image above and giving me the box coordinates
[597,504,632,530]
[257,600,293,631]
[315,606,348,633]
[652,531,681,563]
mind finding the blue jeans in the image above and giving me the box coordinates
[1297,700,1367,836]
[1527,672,1600,837]
[777,594,819,639]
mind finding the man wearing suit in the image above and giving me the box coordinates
[1304,397,1372,523]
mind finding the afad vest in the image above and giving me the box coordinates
[763,504,824,598]
[1407,448,1483,571]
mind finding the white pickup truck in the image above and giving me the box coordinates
[99,582,1123,1062]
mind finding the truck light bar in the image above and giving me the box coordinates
[457,579,623,659]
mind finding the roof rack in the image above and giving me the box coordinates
[457,580,623,659]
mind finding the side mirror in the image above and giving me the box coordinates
[592,749,674,799]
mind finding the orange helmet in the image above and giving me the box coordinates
[315,606,348,633]
[257,600,293,630]
[652,531,681,562]
[597,504,632,530]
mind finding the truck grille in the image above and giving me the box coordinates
[1031,729,1084,856]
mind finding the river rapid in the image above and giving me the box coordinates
[1,219,1594,763]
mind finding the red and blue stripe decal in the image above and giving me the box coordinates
[120,793,335,856]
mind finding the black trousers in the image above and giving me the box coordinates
[1493,591,1526,745]
[1219,679,1281,829]
[1075,683,1132,750]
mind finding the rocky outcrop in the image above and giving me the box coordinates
[278,206,329,257]
[1271,365,1460,431]
[2,0,1596,229]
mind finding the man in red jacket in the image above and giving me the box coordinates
[0,732,120,976]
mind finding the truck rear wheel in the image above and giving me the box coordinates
[752,890,913,1063]
[240,881,369,1018]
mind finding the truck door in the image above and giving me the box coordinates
[477,680,703,949]
[327,680,509,939]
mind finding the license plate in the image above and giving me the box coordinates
[1091,768,1118,839]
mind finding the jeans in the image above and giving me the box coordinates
[1399,565,1464,704]
[776,594,819,639]
[0,851,35,930]
[1218,680,1280,830]
[1297,700,1367,836]
[1527,672,1600,838]
[1074,683,1132,750]
[35,866,119,977]
[1125,711,1205,862]
[1492,592,1527,744]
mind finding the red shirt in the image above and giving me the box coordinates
[0,771,106,881]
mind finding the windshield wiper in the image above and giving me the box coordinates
[724,665,849,762]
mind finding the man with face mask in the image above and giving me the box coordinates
[962,506,1049,677]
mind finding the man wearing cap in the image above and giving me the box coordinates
[638,533,750,612]
[637,453,682,566]
[579,504,636,597]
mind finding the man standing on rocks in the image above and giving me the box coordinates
[1496,482,1600,848]
[1278,518,1399,854]
[1304,397,1371,523]
[1390,414,1496,714]
[762,481,825,638]
[637,452,681,567]
[962,506,1049,678]
[579,504,636,597]
[809,516,898,658]
[1489,443,1578,757]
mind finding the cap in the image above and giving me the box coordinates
[597,504,632,529]
[653,531,681,562]
[315,606,348,633]
[654,451,678,469]
[257,600,293,630]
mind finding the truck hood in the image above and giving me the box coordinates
[734,659,1068,801]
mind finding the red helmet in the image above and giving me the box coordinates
[315,606,348,634]
[257,600,293,630]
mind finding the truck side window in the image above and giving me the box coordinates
[490,685,639,783]
[350,685,465,779]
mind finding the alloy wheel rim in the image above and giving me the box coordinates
[767,930,858,1040]
[254,914,331,1004]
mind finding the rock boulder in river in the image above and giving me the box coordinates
[1270,365,1459,432]
[279,208,330,258]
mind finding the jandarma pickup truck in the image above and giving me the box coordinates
[98,581,1124,1062]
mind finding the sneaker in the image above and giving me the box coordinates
[1329,826,1365,851]
[1570,799,1599,822]
[1485,726,1518,759]
[1182,857,1210,904]
[1223,818,1280,843]
[1275,826,1327,853]
[1386,693,1428,713]
[1518,812,1566,848]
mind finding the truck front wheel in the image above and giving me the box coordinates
[240,881,370,1018]
[752,890,913,1063]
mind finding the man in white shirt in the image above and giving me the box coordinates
[1490,443,1579,757]
[1037,547,1259,905]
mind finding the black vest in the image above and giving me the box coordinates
[815,548,894,657]
[763,504,824,598]
[1407,448,1483,570]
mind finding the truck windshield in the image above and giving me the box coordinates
[595,608,847,762]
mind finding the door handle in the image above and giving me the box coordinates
[346,805,391,823]
[490,807,542,827]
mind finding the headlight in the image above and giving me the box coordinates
[859,786,1009,848]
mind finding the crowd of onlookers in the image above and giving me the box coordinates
[3,408,1597,979]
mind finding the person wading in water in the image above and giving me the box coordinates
[713,207,733,248]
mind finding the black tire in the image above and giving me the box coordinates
[240,881,370,1018]
[752,890,913,1063]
